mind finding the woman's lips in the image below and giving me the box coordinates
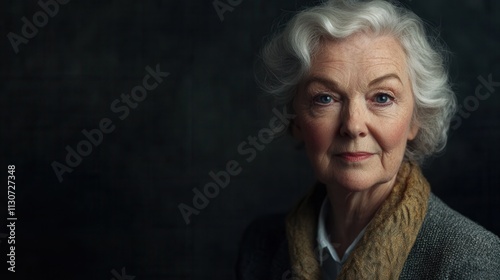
[336,152,374,162]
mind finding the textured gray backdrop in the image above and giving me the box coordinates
[1,0,499,279]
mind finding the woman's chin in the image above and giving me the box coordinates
[320,170,391,193]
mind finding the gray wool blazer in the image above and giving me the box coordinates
[236,194,500,280]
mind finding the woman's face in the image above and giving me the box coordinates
[293,33,418,191]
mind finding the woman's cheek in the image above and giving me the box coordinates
[376,117,412,154]
[302,120,334,155]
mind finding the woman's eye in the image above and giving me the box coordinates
[374,93,393,105]
[313,94,333,105]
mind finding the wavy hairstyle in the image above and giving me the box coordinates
[257,0,457,163]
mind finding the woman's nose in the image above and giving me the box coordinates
[339,100,368,138]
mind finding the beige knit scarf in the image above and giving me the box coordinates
[286,161,431,279]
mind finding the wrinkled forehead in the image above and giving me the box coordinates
[308,33,410,84]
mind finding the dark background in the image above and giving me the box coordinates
[0,0,499,279]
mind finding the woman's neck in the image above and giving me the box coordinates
[325,177,396,258]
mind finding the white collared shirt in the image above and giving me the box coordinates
[316,197,368,280]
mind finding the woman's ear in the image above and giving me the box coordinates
[407,119,419,141]
[291,119,303,141]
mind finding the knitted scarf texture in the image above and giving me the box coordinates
[285,161,431,279]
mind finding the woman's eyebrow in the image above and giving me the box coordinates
[368,73,403,86]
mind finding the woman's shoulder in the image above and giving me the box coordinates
[402,193,500,279]
[237,213,287,251]
[425,193,500,245]
[236,214,290,280]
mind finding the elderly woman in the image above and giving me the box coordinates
[236,0,500,279]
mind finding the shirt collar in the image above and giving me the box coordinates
[316,196,368,266]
